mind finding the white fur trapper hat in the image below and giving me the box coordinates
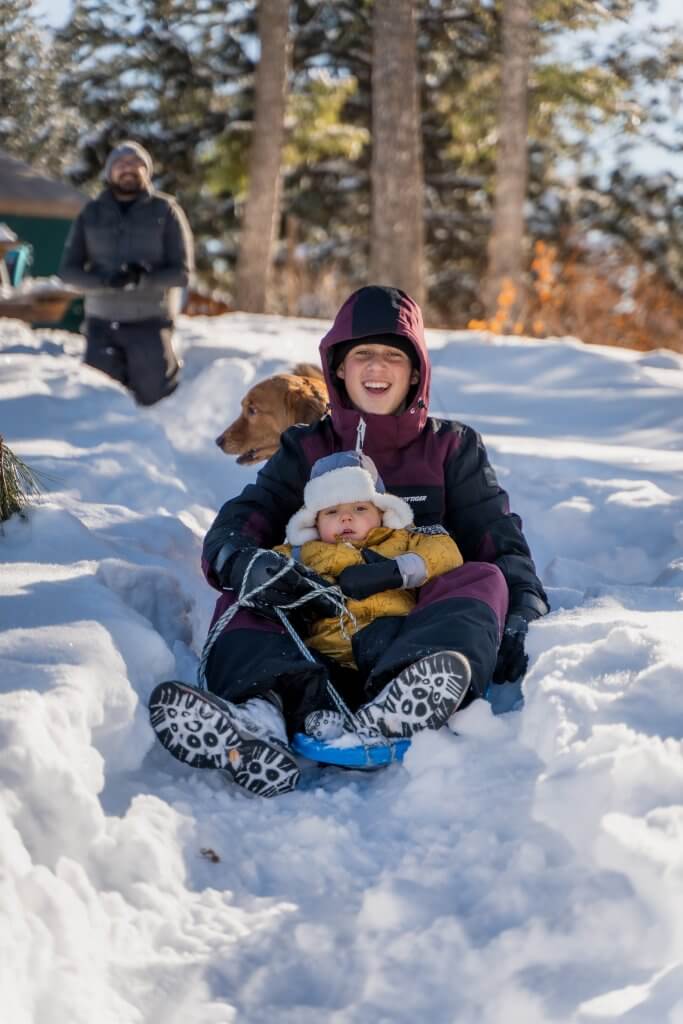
[286,450,414,545]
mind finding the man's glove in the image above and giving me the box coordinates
[219,546,341,622]
[107,261,149,290]
[338,548,403,601]
[492,613,529,683]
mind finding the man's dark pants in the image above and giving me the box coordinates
[204,563,509,735]
[85,317,180,406]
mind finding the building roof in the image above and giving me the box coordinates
[0,148,87,219]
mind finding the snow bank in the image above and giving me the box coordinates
[1,314,682,1022]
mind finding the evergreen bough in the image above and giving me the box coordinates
[0,436,41,522]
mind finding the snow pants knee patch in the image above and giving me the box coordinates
[362,563,508,701]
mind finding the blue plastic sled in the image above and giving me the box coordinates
[292,679,524,769]
[292,732,412,768]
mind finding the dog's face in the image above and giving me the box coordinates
[216,372,328,465]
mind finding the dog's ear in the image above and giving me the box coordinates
[291,362,324,381]
[285,385,327,426]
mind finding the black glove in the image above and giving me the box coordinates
[492,613,529,683]
[219,546,341,623]
[107,262,149,289]
[338,548,403,601]
[289,560,346,624]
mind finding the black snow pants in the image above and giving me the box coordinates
[84,316,180,406]
[204,562,509,736]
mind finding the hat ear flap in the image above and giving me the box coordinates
[286,508,319,545]
[375,493,414,530]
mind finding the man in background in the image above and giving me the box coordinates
[60,141,194,406]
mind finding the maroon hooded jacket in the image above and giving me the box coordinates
[203,285,548,624]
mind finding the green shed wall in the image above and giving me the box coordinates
[0,213,73,277]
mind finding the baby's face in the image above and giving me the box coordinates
[316,501,382,543]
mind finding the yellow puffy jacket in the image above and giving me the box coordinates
[274,525,463,668]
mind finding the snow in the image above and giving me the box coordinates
[1,310,682,1023]
[0,277,80,305]
[12,276,80,296]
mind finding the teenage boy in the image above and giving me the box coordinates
[149,285,549,797]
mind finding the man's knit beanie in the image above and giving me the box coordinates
[103,141,154,182]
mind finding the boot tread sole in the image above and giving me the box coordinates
[356,651,471,739]
[149,681,299,798]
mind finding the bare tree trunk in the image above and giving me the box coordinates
[482,0,532,324]
[234,0,290,313]
[370,0,424,306]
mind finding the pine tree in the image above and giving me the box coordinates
[57,0,258,274]
[0,0,76,172]
[0,436,41,523]
[54,0,683,329]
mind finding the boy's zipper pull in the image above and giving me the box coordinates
[355,417,366,453]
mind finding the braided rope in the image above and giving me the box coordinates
[274,607,359,733]
[197,550,353,689]
[197,550,392,766]
[274,597,392,765]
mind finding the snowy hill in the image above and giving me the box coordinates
[1,312,682,1024]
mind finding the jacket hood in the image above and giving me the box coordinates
[319,285,431,449]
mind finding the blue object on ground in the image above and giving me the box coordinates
[291,732,411,768]
[292,679,524,769]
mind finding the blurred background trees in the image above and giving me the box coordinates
[233,0,290,312]
[0,0,78,173]
[6,0,683,349]
[481,0,531,322]
[370,0,424,304]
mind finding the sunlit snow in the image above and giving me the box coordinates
[1,312,682,1023]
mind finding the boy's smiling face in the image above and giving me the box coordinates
[336,343,419,415]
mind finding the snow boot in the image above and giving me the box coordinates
[304,709,382,742]
[148,681,300,798]
[304,709,347,741]
[354,651,471,739]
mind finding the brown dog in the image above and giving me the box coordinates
[216,363,329,465]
